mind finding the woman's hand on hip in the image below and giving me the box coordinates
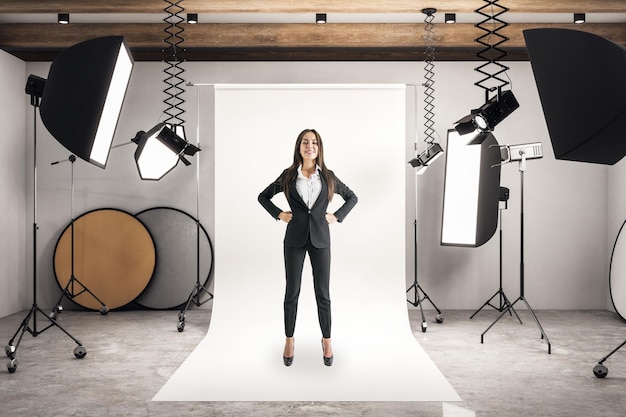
[279,211,293,223]
[325,213,338,224]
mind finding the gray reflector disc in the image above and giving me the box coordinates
[135,207,213,309]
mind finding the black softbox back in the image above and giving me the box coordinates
[524,28,626,165]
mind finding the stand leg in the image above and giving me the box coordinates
[5,305,86,373]
[470,288,522,323]
[53,275,109,317]
[481,296,551,354]
[177,282,213,332]
[407,282,444,332]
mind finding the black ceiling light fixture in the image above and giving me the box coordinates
[58,13,70,24]
[187,13,198,24]
[316,13,327,24]
[445,13,456,24]
[574,13,586,23]
[132,0,200,180]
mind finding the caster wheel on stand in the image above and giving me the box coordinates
[421,321,428,332]
[74,346,87,359]
[593,364,608,378]
[99,305,109,315]
[7,358,18,373]
[4,345,15,358]
[435,314,444,323]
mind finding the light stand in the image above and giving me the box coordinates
[406,169,443,332]
[470,187,521,322]
[177,88,213,332]
[481,151,552,354]
[4,94,86,373]
[49,155,109,318]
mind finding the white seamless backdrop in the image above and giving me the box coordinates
[154,84,460,401]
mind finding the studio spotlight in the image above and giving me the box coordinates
[316,13,327,24]
[408,142,444,174]
[132,123,200,181]
[454,90,519,135]
[58,13,70,24]
[574,13,586,24]
[501,142,543,163]
[445,13,456,24]
[187,13,198,24]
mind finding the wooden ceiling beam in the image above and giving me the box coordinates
[1,0,626,14]
[1,22,624,50]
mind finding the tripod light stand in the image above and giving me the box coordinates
[481,143,551,354]
[470,186,521,322]
[49,155,109,318]
[5,92,86,374]
[406,165,444,332]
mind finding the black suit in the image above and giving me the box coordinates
[258,168,358,338]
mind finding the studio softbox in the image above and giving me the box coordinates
[523,28,626,165]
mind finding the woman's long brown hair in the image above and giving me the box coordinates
[283,129,335,202]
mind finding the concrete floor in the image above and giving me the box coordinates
[0,307,625,417]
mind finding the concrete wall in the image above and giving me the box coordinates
[0,50,26,318]
[4,59,611,316]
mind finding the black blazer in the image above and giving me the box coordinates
[258,169,358,248]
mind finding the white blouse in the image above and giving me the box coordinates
[296,165,322,209]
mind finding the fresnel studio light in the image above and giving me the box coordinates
[131,123,199,180]
[132,0,200,181]
[454,89,519,136]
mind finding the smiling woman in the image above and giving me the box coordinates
[258,128,358,367]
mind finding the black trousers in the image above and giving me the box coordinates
[283,237,331,339]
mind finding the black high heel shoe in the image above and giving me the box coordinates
[283,355,294,367]
[322,339,334,367]
[283,339,294,367]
